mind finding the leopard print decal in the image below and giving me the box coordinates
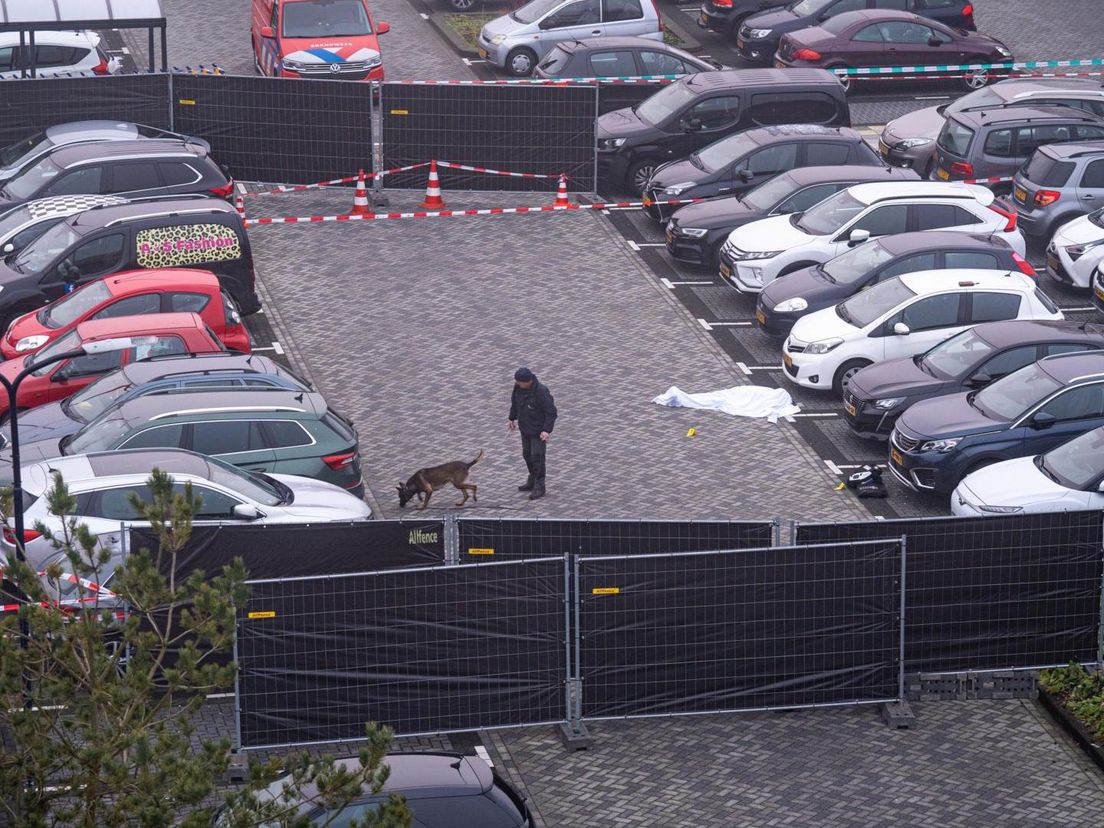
[136,223,241,269]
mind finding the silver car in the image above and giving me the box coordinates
[1013,141,1104,243]
[478,0,663,77]
[879,78,1104,177]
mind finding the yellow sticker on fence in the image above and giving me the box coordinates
[592,587,620,595]
[178,99,196,105]
[468,547,495,556]
[390,108,409,115]
[247,611,276,619]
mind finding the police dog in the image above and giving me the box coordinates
[397,450,483,510]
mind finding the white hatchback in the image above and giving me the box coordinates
[951,426,1104,516]
[1046,210,1104,289]
[782,269,1063,395]
[0,31,121,80]
[718,181,1026,294]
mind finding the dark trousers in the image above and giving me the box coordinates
[521,433,547,482]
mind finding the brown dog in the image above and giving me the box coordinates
[396,450,483,511]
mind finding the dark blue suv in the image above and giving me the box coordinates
[888,349,1104,494]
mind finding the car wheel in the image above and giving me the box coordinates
[627,160,658,196]
[449,0,480,8]
[833,359,871,397]
[962,63,991,91]
[506,47,537,77]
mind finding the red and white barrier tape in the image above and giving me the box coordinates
[243,162,432,198]
[961,176,1015,185]
[0,570,117,613]
[435,160,562,180]
[245,198,699,226]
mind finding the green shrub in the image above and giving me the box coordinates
[1040,662,1104,741]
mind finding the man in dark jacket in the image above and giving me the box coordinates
[507,367,557,501]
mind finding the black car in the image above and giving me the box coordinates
[846,319,1104,440]
[888,349,1104,494]
[754,230,1033,336]
[736,0,976,65]
[698,0,790,41]
[643,124,881,222]
[535,36,721,80]
[666,164,917,268]
[0,140,233,211]
[596,68,850,194]
[0,197,260,330]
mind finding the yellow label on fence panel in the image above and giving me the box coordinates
[178,99,196,106]
[468,547,495,556]
[592,587,620,595]
[247,611,276,619]
[390,109,409,115]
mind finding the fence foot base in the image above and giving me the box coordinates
[225,751,249,783]
[881,700,915,729]
[556,721,592,751]
[369,191,390,209]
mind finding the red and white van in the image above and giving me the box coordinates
[251,0,390,82]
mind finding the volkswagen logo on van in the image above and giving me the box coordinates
[330,63,340,73]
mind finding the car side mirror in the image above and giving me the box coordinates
[1,243,12,255]
[50,368,69,383]
[967,371,991,388]
[232,503,262,521]
[927,37,941,47]
[1031,411,1057,430]
[893,322,910,336]
[684,117,702,133]
[260,25,274,38]
[377,21,390,34]
[1098,478,1104,492]
[848,228,871,246]
[737,168,752,181]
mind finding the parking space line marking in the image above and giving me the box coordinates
[735,362,777,374]
[419,12,429,19]
[462,58,488,65]
[708,320,752,326]
[627,240,640,251]
[789,412,839,418]
[474,745,494,767]
[916,95,950,100]
[635,242,666,247]
[206,692,234,699]
[1059,306,1095,312]
[824,459,843,475]
[697,317,713,331]
[835,463,887,470]
[251,342,285,354]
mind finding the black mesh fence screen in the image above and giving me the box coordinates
[795,511,1103,674]
[380,83,596,191]
[0,75,170,146]
[171,74,372,184]
[457,518,774,562]
[578,541,902,718]
[236,557,568,748]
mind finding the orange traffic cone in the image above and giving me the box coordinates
[552,173,570,208]
[351,169,370,215]
[419,160,446,209]
[234,193,244,216]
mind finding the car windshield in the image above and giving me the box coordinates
[2,157,62,201]
[791,0,833,15]
[919,328,996,379]
[973,362,1061,420]
[63,408,134,455]
[538,45,572,76]
[694,132,758,174]
[208,455,284,506]
[28,330,81,377]
[62,370,133,424]
[512,0,564,24]
[946,86,1004,115]
[937,119,975,156]
[39,280,112,329]
[1019,152,1075,186]
[837,277,916,329]
[0,204,34,243]
[795,190,866,235]
[634,82,698,127]
[1039,427,1104,489]
[10,221,78,275]
[0,131,49,168]
[281,0,372,37]
[741,172,800,211]
[820,239,896,285]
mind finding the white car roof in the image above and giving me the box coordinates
[43,121,141,141]
[847,181,995,206]
[0,30,99,48]
[896,269,1032,295]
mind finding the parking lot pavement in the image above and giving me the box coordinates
[242,186,870,523]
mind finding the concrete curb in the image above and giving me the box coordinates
[426,12,486,57]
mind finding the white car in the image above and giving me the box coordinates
[2,449,372,599]
[1046,210,1104,289]
[783,269,1063,395]
[718,181,1026,294]
[0,31,122,80]
[952,426,1104,516]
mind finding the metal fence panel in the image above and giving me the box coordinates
[577,541,902,719]
[380,83,596,191]
[457,517,775,562]
[236,557,568,749]
[171,74,372,184]
[795,511,1103,674]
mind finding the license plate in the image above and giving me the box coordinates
[878,140,889,158]
[642,196,653,207]
[478,48,488,59]
[1096,284,1104,302]
[705,13,713,26]
[719,262,732,278]
[755,308,766,325]
[1013,186,1027,203]
[783,352,793,368]
[844,400,857,418]
[891,449,904,467]
[936,167,950,180]
[737,37,746,50]
[1047,253,1059,273]
[665,228,674,244]
[774,60,786,69]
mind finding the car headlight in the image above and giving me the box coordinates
[806,337,843,355]
[14,335,48,353]
[978,503,1022,514]
[995,47,1012,58]
[491,34,507,45]
[365,55,382,68]
[895,137,932,149]
[772,297,807,313]
[736,250,782,261]
[747,28,772,39]
[874,397,905,410]
[281,58,304,71]
[1065,239,1104,259]
[663,182,696,196]
[919,438,960,453]
[677,227,708,238]
[598,137,626,150]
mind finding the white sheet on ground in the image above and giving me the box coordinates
[652,385,801,424]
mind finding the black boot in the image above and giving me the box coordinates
[518,474,535,492]
[528,480,545,500]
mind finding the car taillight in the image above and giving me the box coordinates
[209,182,234,199]
[2,525,41,545]
[713,0,733,6]
[962,3,974,18]
[949,162,974,178]
[1033,190,1061,207]
[989,202,1017,232]
[650,0,663,32]
[1011,251,1035,276]
[91,58,109,75]
[323,451,358,470]
[792,48,822,61]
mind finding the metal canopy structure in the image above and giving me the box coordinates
[0,0,167,75]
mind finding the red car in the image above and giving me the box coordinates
[0,313,225,416]
[2,269,250,360]
[252,0,390,81]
